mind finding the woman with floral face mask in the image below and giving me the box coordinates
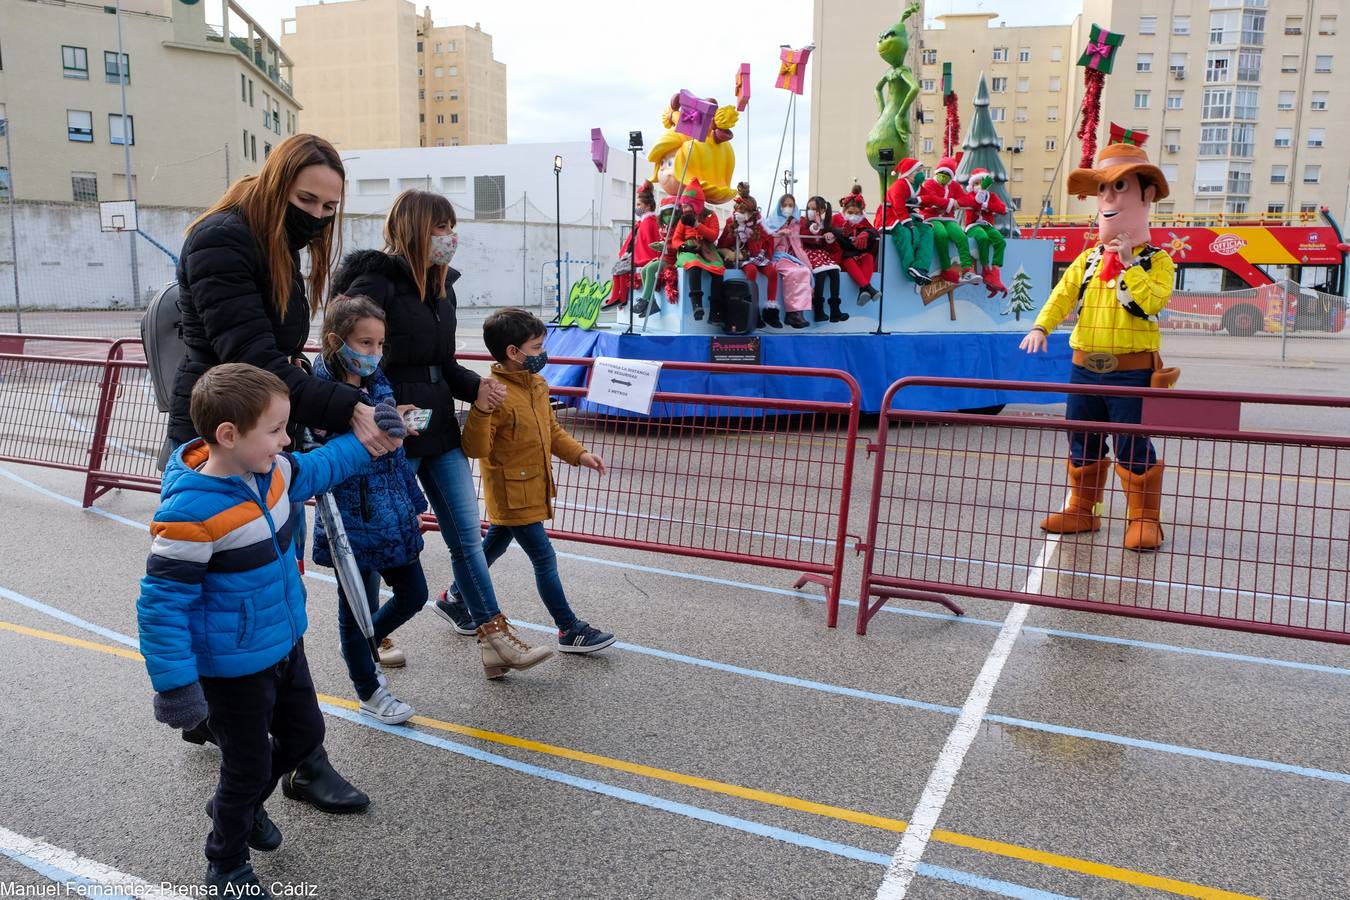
[332,191,545,678]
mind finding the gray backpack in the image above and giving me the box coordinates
[139,281,187,470]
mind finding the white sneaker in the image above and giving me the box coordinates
[359,686,415,725]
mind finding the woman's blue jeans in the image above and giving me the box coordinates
[407,448,501,623]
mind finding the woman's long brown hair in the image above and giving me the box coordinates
[383,190,457,302]
[188,133,345,319]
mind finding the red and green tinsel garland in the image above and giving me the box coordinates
[1077,68,1104,168]
[943,91,961,158]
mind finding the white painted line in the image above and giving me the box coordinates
[874,528,1059,899]
[50,380,153,461]
[0,825,180,898]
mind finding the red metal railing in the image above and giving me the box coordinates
[857,377,1350,643]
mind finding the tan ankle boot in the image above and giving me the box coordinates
[1040,459,1110,533]
[1115,463,1166,552]
[476,614,553,679]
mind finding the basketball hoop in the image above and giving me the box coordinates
[100,200,138,233]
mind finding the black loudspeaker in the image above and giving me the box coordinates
[720,277,758,335]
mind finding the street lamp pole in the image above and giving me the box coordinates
[553,154,563,322]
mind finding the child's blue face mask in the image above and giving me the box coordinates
[339,342,382,377]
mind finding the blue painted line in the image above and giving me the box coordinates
[0,846,106,893]
[4,463,1347,681]
[319,705,1075,900]
[0,586,139,649]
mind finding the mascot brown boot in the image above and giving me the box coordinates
[1039,459,1110,533]
[1115,463,1166,552]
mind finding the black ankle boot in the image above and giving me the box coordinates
[812,293,828,323]
[828,299,849,323]
[282,746,369,814]
[761,308,783,329]
[182,721,217,747]
[785,311,810,329]
[690,292,705,321]
[206,799,283,852]
[631,297,648,317]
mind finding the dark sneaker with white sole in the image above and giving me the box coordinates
[557,621,615,654]
[434,590,477,635]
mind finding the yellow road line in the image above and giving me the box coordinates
[4,623,1262,900]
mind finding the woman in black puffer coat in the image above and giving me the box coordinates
[331,190,550,678]
[171,133,391,815]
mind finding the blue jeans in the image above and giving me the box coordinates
[1065,365,1156,474]
[408,449,501,623]
[337,562,428,700]
[452,522,578,632]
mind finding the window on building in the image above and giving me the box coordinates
[419,89,425,100]
[446,41,456,52]
[1237,49,1261,81]
[1012,168,1024,182]
[1304,165,1321,184]
[1167,91,1183,109]
[1231,123,1254,156]
[1281,54,1298,73]
[1277,90,1295,110]
[271,99,280,134]
[1045,137,1056,151]
[434,138,445,146]
[1209,10,1238,45]
[1173,16,1190,35]
[1285,16,1302,35]
[1017,77,1030,92]
[434,67,443,78]
[1199,125,1230,155]
[1161,164,1179,183]
[357,178,389,195]
[62,46,88,79]
[417,67,423,77]
[1319,15,1338,35]
[263,142,271,159]
[922,137,934,153]
[1227,163,1252,195]
[241,74,247,101]
[1203,87,1234,119]
[1137,53,1153,73]
[442,176,466,193]
[1267,202,1285,214]
[1013,136,1026,151]
[1050,45,1062,62]
[922,49,937,65]
[1315,55,1332,74]
[1164,128,1180,147]
[419,113,425,123]
[1018,48,1030,62]
[1049,76,1061,92]
[435,114,444,124]
[248,79,254,106]
[448,66,458,77]
[434,42,442,53]
[104,51,129,84]
[1015,107,1027,122]
[0,168,9,201]
[1041,168,1053,182]
[1134,91,1151,110]
[1226,199,1248,214]
[992,47,1008,62]
[991,77,1008,93]
[1206,52,1232,83]
[449,90,459,101]
[108,113,134,145]
[921,79,935,92]
[1194,159,1226,193]
[450,113,459,124]
[474,175,506,219]
[1169,52,1187,77]
[416,41,423,52]
[66,110,93,142]
[242,130,248,157]
[1311,91,1328,111]
[1301,203,1318,214]
[1274,128,1292,148]
[261,94,270,129]
[1139,16,1157,35]
[1240,9,1265,45]
[1046,106,1059,121]
[1234,87,1258,119]
[71,172,98,202]
[435,91,444,102]
[251,134,256,161]
[1307,128,1325,148]
[451,137,461,146]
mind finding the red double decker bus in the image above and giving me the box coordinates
[1020,207,1349,335]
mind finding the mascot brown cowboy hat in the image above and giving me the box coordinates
[1067,126,1170,202]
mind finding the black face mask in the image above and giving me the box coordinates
[284,202,334,250]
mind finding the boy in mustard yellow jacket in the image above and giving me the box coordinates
[1021,129,1174,551]
[439,308,615,656]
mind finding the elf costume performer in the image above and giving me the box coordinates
[1021,129,1175,552]
[763,194,815,329]
[617,181,666,317]
[833,184,880,302]
[962,168,1009,297]
[917,154,976,284]
[873,157,935,288]
[662,179,725,323]
[717,183,783,328]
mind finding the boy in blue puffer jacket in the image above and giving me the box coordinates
[311,294,430,726]
[137,362,404,896]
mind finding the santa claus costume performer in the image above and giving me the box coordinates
[917,154,976,284]
[800,196,850,323]
[1021,130,1175,552]
[833,184,880,302]
[874,157,935,289]
[763,194,814,329]
[618,181,666,317]
[962,168,1009,297]
[661,179,725,323]
[717,183,783,328]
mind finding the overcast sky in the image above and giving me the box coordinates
[238,0,1082,195]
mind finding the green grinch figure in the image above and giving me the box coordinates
[865,1,923,200]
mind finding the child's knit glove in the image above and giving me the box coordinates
[154,682,207,730]
[373,398,407,439]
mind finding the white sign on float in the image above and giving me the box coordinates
[586,357,662,415]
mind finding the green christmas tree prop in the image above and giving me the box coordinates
[1005,265,1035,320]
[954,72,1018,237]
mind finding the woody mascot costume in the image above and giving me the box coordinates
[1021,127,1177,552]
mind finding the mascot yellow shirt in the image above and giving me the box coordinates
[1034,243,1174,354]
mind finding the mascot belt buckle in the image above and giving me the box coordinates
[1082,352,1119,374]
